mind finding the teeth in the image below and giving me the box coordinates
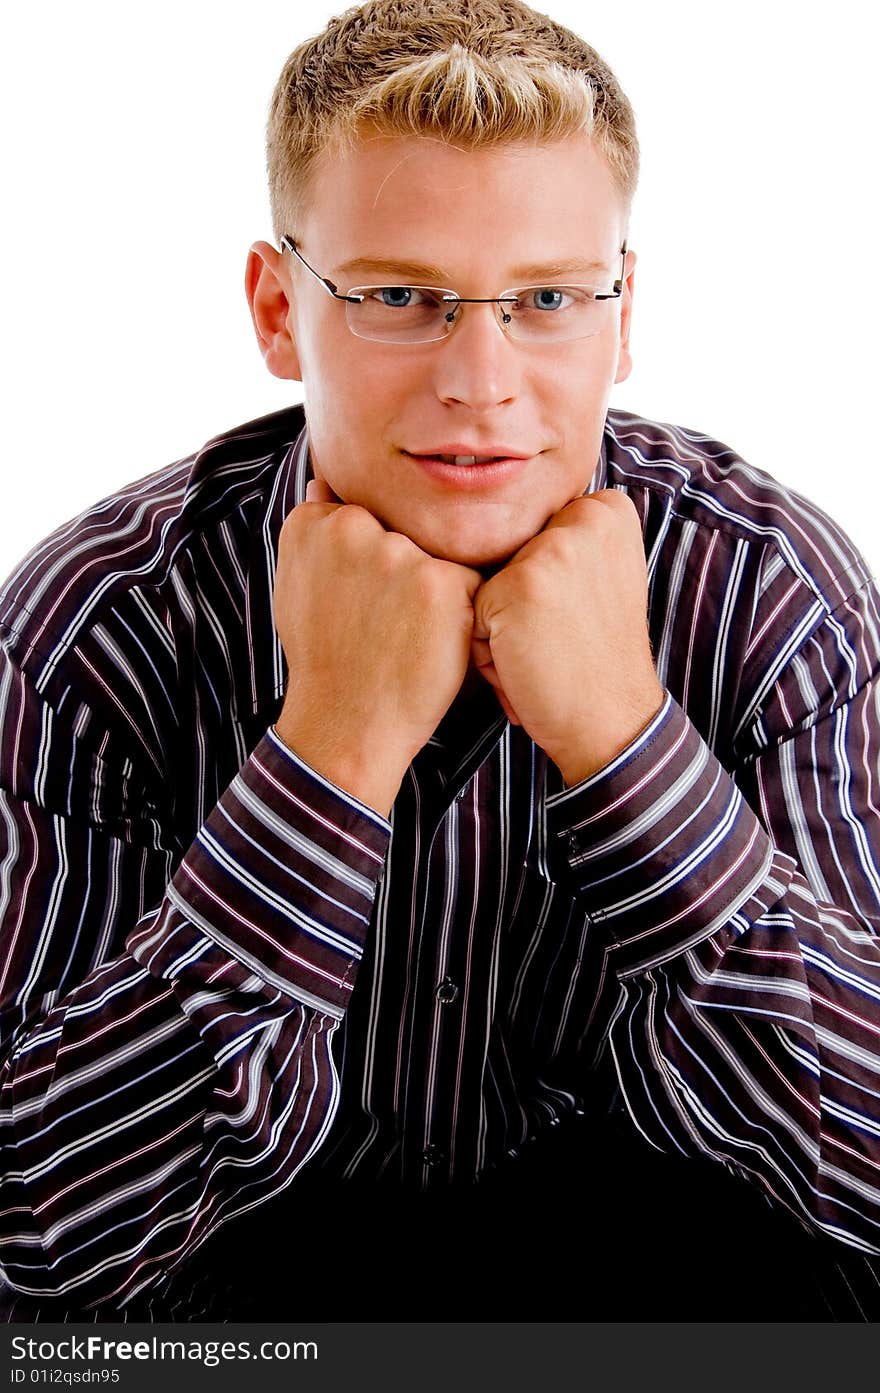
[438,454,497,466]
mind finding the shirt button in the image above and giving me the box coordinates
[422,1144,445,1168]
[435,976,459,1005]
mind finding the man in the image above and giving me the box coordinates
[1,0,879,1321]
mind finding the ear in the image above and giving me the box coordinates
[614,247,636,385]
[245,241,302,381]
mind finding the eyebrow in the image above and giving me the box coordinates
[334,255,615,285]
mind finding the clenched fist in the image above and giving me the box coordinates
[471,490,664,786]
[274,478,482,816]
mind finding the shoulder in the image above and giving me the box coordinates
[605,408,874,614]
[0,405,305,680]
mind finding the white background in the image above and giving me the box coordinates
[2,0,878,576]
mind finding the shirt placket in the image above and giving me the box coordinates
[395,719,508,1186]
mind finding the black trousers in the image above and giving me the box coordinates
[4,1113,877,1321]
[146,1112,880,1322]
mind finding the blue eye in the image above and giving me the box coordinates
[532,289,565,311]
[379,287,413,307]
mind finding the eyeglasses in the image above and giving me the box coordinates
[280,236,627,345]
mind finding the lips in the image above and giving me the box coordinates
[404,447,534,468]
[401,448,535,490]
[436,454,500,466]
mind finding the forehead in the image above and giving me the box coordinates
[298,130,626,280]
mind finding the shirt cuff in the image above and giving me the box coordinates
[157,727,391,1016]
[545,693,779,977]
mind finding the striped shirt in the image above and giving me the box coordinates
[1,403,880,1318]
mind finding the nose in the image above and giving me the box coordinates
[431,300,520,411]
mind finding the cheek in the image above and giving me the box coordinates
[296,308,362,399]
[530,342,614,398]
[303,329,400,413]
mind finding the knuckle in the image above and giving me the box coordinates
[383,529,415,561]
[420,558,455,601]
[581,490,640,544]
[330,502,374,534]
[281,502,307,535]
[596,488,638,523]
[548,527,577,561]
[282,499,333,538]
[277,506,308,558]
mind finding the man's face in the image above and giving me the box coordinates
[254,130,634,568]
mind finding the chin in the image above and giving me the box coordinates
[419,533,522,570]
[402,513,541,569]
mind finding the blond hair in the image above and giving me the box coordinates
[267,0,639,238]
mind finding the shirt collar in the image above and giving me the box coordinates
[246,414,311,715]
[586,429,609,495]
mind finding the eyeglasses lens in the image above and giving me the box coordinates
[344,285,610,344]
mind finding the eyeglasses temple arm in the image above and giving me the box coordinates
[594,241,629,301]
[280,236,364,303]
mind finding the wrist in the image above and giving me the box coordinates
[554,685,666,788]
[273,709,408,818]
